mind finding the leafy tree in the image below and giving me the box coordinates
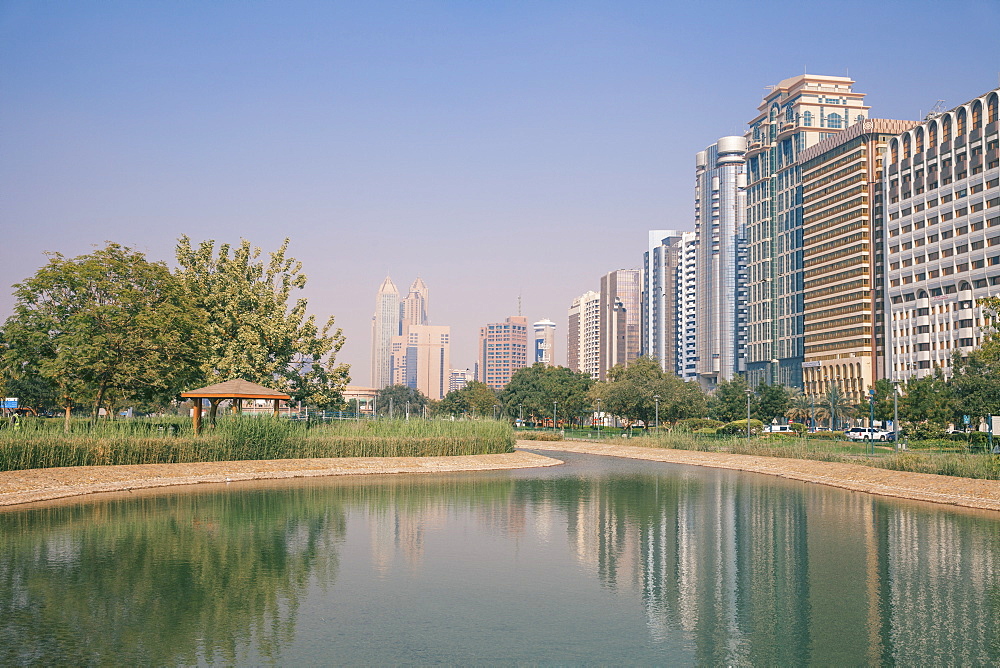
[784,389,813,426]
[813,383,855,430]
[498,364,593,426]
[755,382,790,424]
[901,367,953,428]
[1,243,205,429]
[708,376,753,423]
[175,236,349,407]
[374,385,428,417]
[949,296,1000,423]
[866,378,897,424]
[435,381,497,418]
[589,356,705,428]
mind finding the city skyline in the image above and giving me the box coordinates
[3,2,1000,382]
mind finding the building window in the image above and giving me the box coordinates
[827,113,843,129]
[802,111,813,127]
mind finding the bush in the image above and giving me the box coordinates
[804,431,845,440]
[693,427,719,435]
[717,419,764,436]
[516,431,564,441]
[789,422,807,434]
[675,418,725,432]
[905,421,947,441]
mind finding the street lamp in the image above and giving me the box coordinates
[518,403,523,427]
[868,388,876,455]
[553,401,558,432]
[892,378,901,452]
[746,387,753,446]
[596,398,602,438]
[493,404,499,420]
[653,395,660,434]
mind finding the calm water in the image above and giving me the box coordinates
[1,451,999,665]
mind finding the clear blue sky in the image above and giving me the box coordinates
[3,0,999,385]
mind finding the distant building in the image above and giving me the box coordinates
[448,369,475,393]
[533,319,556,366]
[884,88,1000,383]
[642,231,684,375]
[599,269,640,379]
[371,276,400,389]
[678,232,699,381]
[401,277,429,328]
[568,291,600,379]
[401,325,450,400]
[479,315,529,389]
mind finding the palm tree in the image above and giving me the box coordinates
[784,389,812,428]
[814,383,854,430]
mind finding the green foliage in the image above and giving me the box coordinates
[1,243,206,426]
[175,236,349,408]
[499,363,593,425]
[814,383,855,430]
[374,385,429,417]
[675,418,725,432]
[900,368,953,429]
[707,376,751,422]
[435,381,497,418]
[754,382,790,423]
[514,430,564,441]
[590,356,705,427]
[784,389,812,425]
[717,419,764,436]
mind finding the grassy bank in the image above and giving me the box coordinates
[0,417,515,472]
[623,431,1000,481]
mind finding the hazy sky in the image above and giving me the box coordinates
[3,0,999,386]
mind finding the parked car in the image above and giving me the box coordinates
[845,427,890,442]
[763,425,794,433]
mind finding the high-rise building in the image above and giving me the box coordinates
[694,138,749,390]
[642,231,684,374]
[568,290,601,379]
[371,276,400,389]
[744,74,869,388]
[479,315,529,389]
[678,232,699,381]
[401,277,429,328]
[799,118,917,404]
[401,324,450,400]
[533,319,556,366]
[448,368,475,393]
[884,88,1000,382]
[599,269,640,379]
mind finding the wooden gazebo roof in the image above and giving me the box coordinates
[181,379,290,401]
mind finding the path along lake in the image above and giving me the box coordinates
[1,450,998,665]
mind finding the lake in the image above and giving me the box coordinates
[1,450,997,665]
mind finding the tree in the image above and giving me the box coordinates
[813,383,855,430]
[1,243,205,429]
[949,296,1000,423]
[375,385,428,417]
[589,356,705,428]
[784,389,813,426]
[868,378,897,424]
[708,376,752,423]
[498,364,593,426]
[755,383,790,424]
[901,367,953,428]
[435,382,498,418]
[175,236,349,407]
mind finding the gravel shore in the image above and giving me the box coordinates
[1,439,998,512]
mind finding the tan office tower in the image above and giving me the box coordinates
[401,325,450,400]
[599,269,640,379]
[568,291,600,379]
[401,277,429,327]
[885,88,1000,382]
[799,119,917,404]
[479,316,528,389]
[371,276,400,389]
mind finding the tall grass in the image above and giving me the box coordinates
[622,431,1000,480]
[0,417,514,472]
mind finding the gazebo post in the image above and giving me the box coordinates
[272,399,280,416]
[192,400,202,435]
[209,398,221,428]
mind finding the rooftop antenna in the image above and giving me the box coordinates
[925,100,946,120]
[517,293,522,317]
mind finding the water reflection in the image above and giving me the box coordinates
[1,455,998,664]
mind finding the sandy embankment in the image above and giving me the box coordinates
[1,439,998,512]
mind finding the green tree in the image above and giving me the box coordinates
[175,236,349,407]
[435,382,497,418]
[590,356,705,428]
[814,383,855,430]
[949,297,1000,423]
[784,389,813,426]
[755,382,790,424]
[868,378,897,424]
[498,364,593,426]
[374,385,428,417]
[901,367,953,428]
[1,243,205,429]
[707,376,753,423]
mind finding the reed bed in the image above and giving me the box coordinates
[0,417,514,472]
[628,432,1000,480]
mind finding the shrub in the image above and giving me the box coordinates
[516,431,564,441]
[789,422,807,434]
[804,431,844,440]
[717,419,764,436]
[693,427,719,435]
[675,418,725,432]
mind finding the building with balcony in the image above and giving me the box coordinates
[884,88,1000,382]
[678,232,699,381]
[599,269,641,379]
[642,230,685,374]
[479,315,529,389]
[799,119,917,404]
[568,291,601,379]
[744,74,870,389]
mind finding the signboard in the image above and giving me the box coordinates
[2,398,17,410]
[990,416,1000,434]
[963,414,971,425]
[801,361,822,368]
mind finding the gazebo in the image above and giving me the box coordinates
[180,379,291,434]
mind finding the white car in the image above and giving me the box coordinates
[763,425,794,433]
[845,427,890,442]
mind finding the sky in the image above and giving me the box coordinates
[3,0,1000,386]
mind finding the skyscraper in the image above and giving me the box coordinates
[371,276,400,389]
[599,269,640,379]
[479,315,529,389]
[694,137,748,391]
[533,319,556,366]
[642,231,684,375]
[568,290,600,379]
[402,324,450,400]
[744,74,869,388]
[678,232,698,381]
[401,277,429,328]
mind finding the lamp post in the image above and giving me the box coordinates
[406,400,410,421]
[653,395,660,435]
[868,388,876,455]
[596,398,602,438]
[493,404,498,420]
[746,388,753,446]
[893,378,900,452]
[809,395,815,433]
[518,403,523,427]
[553,401,558,432]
